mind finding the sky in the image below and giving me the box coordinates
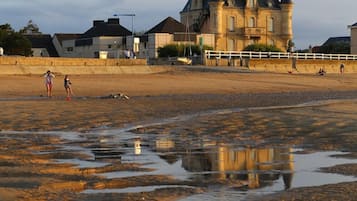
[0,0,356,49]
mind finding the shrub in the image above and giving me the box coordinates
[243,44,282,52]
[158,44,213,57]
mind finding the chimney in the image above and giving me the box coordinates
[93,20,105,27]
[107,18,120,25]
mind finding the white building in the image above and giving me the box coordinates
[53,18,138,58]
[141,16,215,59]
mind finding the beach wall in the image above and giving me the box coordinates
[206,58,357,73]
[0,56,171,75]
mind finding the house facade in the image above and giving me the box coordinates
[53,18,138,58]
[24,34,58,57]
[180,0,294,51]
[142,17,215,59]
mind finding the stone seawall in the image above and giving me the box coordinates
[206,58,357,74]
[0,57,171,75]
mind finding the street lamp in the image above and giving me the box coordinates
[113,14,135,53]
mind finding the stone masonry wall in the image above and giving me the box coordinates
[206,58,357,74]
[0,57,172,75]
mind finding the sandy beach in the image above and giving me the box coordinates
[0,68,357,201]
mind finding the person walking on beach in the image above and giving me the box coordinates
[43,70,55,97]
[64,75,73,100]
[340,63,345,74]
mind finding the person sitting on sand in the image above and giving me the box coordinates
[64,75,73,100]
[43,70,55,97]
[318,67,326,76]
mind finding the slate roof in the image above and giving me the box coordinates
[53,33,82,45]
[281,0,293,4]
[322,36,350,46]
[350,22,357,27]
[181,0,285,12]
[146,17,188,34]
[24,34,59,57]
[81,18,131,38]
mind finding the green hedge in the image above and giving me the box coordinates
[158,44,213,57]
[243,44,282,52]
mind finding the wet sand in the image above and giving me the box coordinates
[0,69,357,201]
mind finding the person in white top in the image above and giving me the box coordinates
[44,70,55,97]
[64,75,73,100]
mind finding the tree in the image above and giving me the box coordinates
[19,20,42,34]
[0,23,32,56]
[3,32,32,56]
[287,40,295,52]
[0,24,13,46]
[243,44,282,52]
[158,44,213,58]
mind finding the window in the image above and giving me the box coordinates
[229,16,235,32]
[66,47,73,52]
[108,44,112,49]
[193,0,197,8]
[213,14,217,29]
[268,17,274,32]
[228,38,235,51]
[227,0,234,6]
[249,17,256,28]
[249,0,255,8]
[268,39,275,46]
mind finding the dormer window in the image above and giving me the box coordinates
[249,0,256,8]
[226,0,234,7]
[193,0,198,8]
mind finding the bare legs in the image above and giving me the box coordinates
[65,87,73,100]
[46,83,53,97]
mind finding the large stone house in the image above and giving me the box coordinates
[349,22,357,54]
[180,0,294,51]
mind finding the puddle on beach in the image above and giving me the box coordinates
[77,133,356,200]
[1,99,356,200]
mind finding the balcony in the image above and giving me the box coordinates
[243,27,266,37]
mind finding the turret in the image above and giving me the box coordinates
[280,0,294,40]
[209,0,225,35]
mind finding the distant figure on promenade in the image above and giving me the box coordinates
[340,63,345,74]
[64,75,73,100]
[124,49,130,59]
[43,70,55,97]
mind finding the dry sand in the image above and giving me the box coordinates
[0,68,357,201]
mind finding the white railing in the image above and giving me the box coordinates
[205,50,357,60]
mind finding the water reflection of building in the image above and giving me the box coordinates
[182,145,294,189]
[151,135,294,190]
